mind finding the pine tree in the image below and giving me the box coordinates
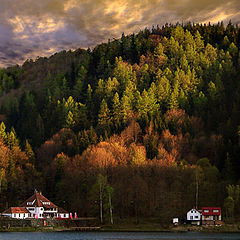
[7,128,19,149]
[36,114,45,146]
[0,122,7,143]
[172,25,185,44]
[65,111,76,129]
[207,81,217,101]
[228,42,238,57]
[130,34,139,63]
[169,86,179,109]
[194,31,204,52]
[157,76,171,105]
[98,99,111,136]
[25,140,35,164]
[73,78,83,100]
[121,94,132,124]
[112,92,121,130]
[44,71,53,96]
[105,77,119,100]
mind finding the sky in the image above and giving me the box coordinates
[0,0,240,68]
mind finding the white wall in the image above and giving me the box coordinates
[1,213,11,218]
[11,213,29,219]
[57,213,69,218]
[187,209,201,221]
[35,207,44,218]
[27,207,45,218]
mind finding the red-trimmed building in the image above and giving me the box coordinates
[1,207,30,219]
[2,190,69,219]
[201,207,222,225]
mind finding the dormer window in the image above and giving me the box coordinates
[204,210,209,213]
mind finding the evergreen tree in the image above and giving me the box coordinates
[7,128,19,149]
[121,94,132,124]
[112,92,121,130]
[65,111,75,129]
[194,31,204,52]
[98,99,111,136]
[0,122,7,143]
[25,140,35,164]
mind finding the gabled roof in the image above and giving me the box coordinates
[187,208,201,214]
[201,207,221,216]
[2,207,30,214]
[21,190,57,208]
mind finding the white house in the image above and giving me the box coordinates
[2,190,70,219]
[187,208,201,225]
[2,207,30,219]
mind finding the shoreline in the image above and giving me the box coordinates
[100,226,240,233]
[1,223,240,233]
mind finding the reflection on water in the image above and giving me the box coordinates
[0,232,240,240]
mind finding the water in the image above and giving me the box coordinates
[0,232,239,240]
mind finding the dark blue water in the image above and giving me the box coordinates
[0,232,239,240]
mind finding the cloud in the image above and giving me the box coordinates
[0,0,239,67]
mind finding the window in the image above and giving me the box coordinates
[191,210,193,213]
[190,216,193,220]
[13,214,16,218]
[64,214,66,218]
[213,210,219,213]
[24,214,25,218]
[204,209,209,213]
[194,216,199,219]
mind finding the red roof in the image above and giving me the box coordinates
[21,190,57,208]
[201,207,221,216]
[3,207,30,214]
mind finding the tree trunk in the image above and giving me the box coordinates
[109,192,113,224]
[100,184,103,224]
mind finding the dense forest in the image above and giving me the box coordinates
[0,21,240,223]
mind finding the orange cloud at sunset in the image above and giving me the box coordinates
[0,0,239,67]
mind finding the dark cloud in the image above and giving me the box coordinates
[0,0,239,67]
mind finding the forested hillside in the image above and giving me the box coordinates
[0,22,240,222]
